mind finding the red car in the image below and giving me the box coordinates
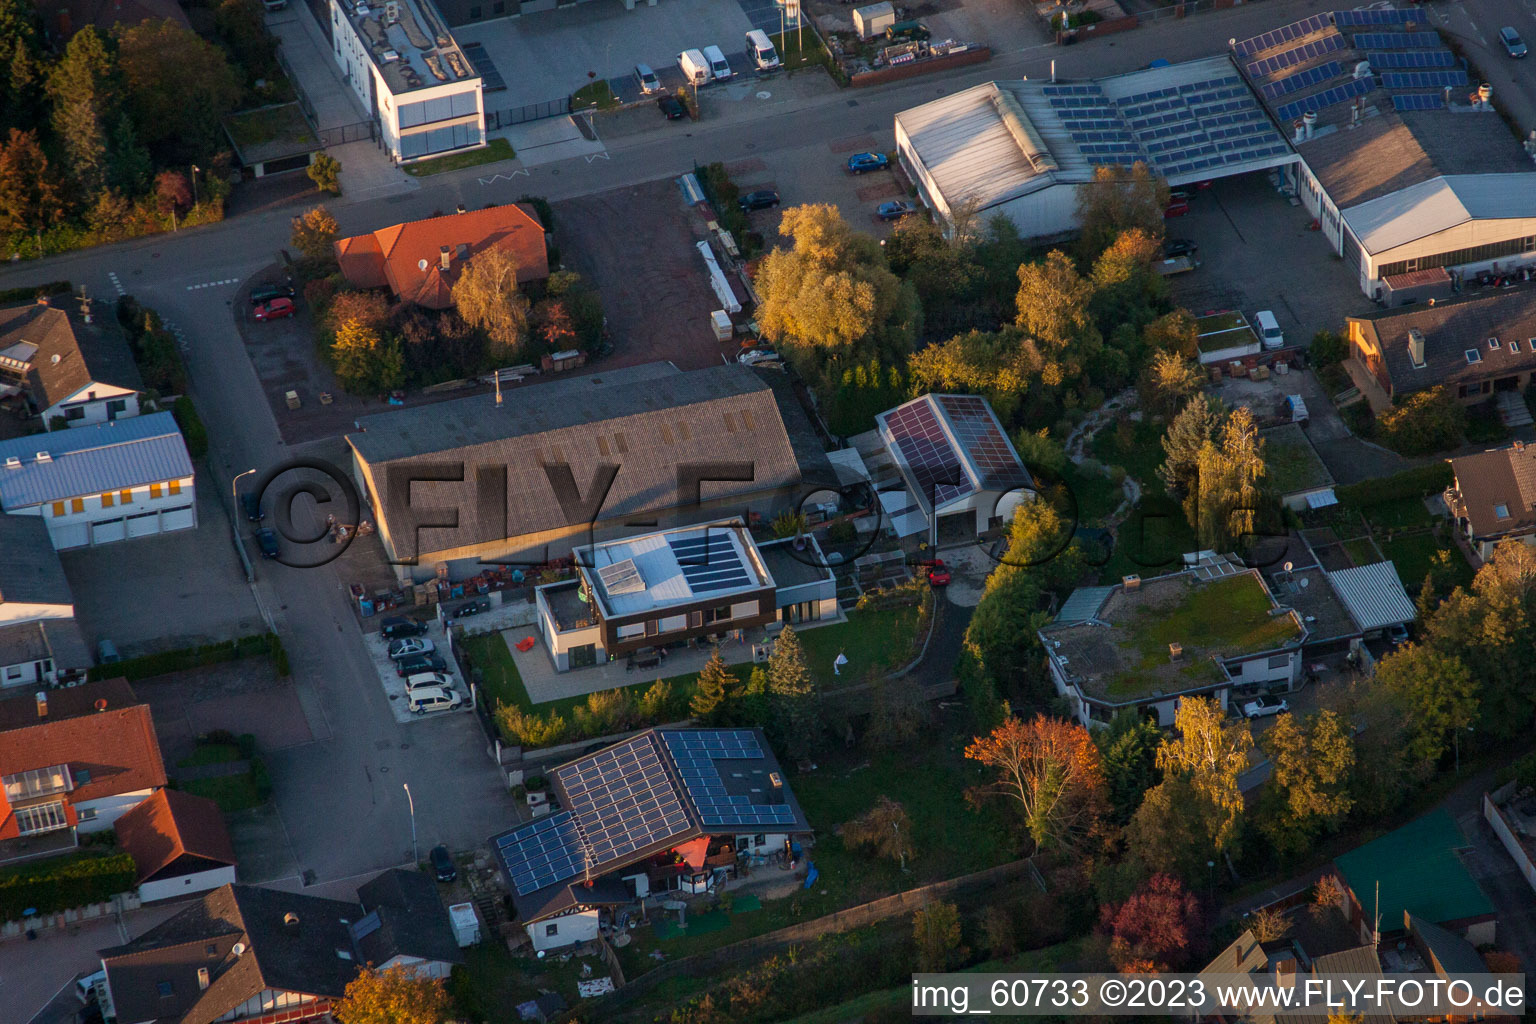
[920,559,951,587]
[1163,198,1190,218]
[253,297,296,321]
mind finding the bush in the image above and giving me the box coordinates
[1310,329,1346,367]
[0,281,71,305]
[516,194,555,232]
[0,851,138,922]
[695,162,753,254]
[1336,463,1453,508]
[203,729,238,746]
[237,733,258,759]
[172,395,207,458]
[1377,386,1465,455]
[87,632,287,681]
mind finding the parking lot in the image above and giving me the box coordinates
[726,135,908,238]
[1164,172,1373,348]
[362,621,473,725]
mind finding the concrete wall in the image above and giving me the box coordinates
[1484,787,1536,897]
[140,864,237,903]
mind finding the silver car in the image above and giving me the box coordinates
[634,63,661,94]
[404,671,455,695]
[388,636,436,660]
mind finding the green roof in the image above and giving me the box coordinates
[1333,809,1494,931]
[1260,423,1334,496]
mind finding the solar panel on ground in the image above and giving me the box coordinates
[496,812,589,895]
[662,731,798,829]
[1233,13,1332,57]
[1367,49,1454,68]
[555,734,692,865]
[884,400,973,507]
[1380,70,1466,89]
[1261,61,1343,100]
[1334,7,1420,26]
[1352,31,1442,48]
[667,532,754,594]
[1275,76,1373,122]
[1246,32,1345,78]
[1392,93,1445,111]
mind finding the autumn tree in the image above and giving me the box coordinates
[452,247,529,357]
[308,151,342,194]
[0,128,62,232]
[1089,228,1165,330]
[880,213,980,337]
[154,170,190,216]
[1143,308,1199,360]
[1074,161,1170,259]
[756,203,917,353]
[1374,642,1478,769]
[1142,696,1253,862]
[965,715,1107,855]
[1141,349,1203,419]
[117,19,242,162]
[333,964,450,1024]
[842,796,912,867]
[325,290,391,337]
[1096,712,1162,825]
[639,678,674,720]
[767,625,817,760]
[539,299,577,350]
[913,901,966,972]
[1189,405,1268,551]
[1015,250,1096,351]
[1260,710,1355,854]
[1376,386,1465,455]
[331,317,404,394]
[291,205,340,265]
[1158,396,1223,501]
[689,650,735,723]
[1102,873,1202,971]
[47,28,123,197]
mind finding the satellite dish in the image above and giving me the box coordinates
[1299,577,1309,588]
[1283,561,1293,572]
[418,258,429,272]
[232,942,246,956]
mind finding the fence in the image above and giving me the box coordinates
[598,857,1039,1013]
[1484,784,1536,896]
[489,99,571,128]
[319,121,376,147]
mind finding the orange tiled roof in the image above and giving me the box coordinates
[115,788,237,883]
[334,203,549,310]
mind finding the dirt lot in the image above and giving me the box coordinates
[131,660,314,765]
[553,178,736,370]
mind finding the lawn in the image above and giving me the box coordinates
[403,138,515,177]
[178,774,262,812]
[570,79,619,110]
[1379,533,1474,593]
[1260,423,1333,495]
[771,28,834,74]
[176,743,242,768]
[1342,536,1381,566]
[1090,418,1167,496]
[1097,492,1198,584]
[1353,494,1434,530]
[450,941,599,1022]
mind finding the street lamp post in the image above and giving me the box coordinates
[232,468,255,510]
[190,165,200,207]
[403,783,418,865]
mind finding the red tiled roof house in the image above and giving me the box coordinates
[115,789,238,903]
[334,203,549,310]
[0,679,167,863]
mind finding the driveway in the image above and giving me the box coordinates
[9,904,182,1024]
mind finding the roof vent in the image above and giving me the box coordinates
[283,912,300,935]
[1122,574,1141,590]
[4,456,18,468]
[35,451,51,463]
[94,697,108,711]
[456,203,467,214]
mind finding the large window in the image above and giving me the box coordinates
[397,90,480,129]
[15,801,69,835]
[4,764,72,801]
[400,121,480,159]
[1379,236,1536,279]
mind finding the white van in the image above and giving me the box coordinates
[1254,309,1284,349]
[408,686,462,714]
[703,45,733,81]
[745,30,780,70]
[677,49,711,85]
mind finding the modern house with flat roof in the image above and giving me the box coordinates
[346,363,832,582]
[536,519,836,672]
[1039,555,1306,727]
[492,728,809,952]
[328,0,485,164]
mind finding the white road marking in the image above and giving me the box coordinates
[477,170,530,185]
[162,319,189,354]
[107,272,125,297]
[184,278,240,291]
[584,151,611,163]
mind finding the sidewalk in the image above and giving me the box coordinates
[9,903,182,1024]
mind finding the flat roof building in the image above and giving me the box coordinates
[328,0,485,164]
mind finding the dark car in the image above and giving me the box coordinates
[395,652,448,677]
[241,492,264,522]
[254,527,279,559]
[876,200,916,221]
[454,598,489,618]
[658,94,686,120]
[846,152,889,174]
[380,616,427,639]
[739,189,781,212]
[249,283,296,305]
[430,844,457,882]
[1162,238,1198,258]
[1500,26,1528,58]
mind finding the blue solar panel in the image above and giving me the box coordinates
[1334,7,1420,26]
[661,731,798,830]
[1275,76,1374,122]
[496,812,589,895]
[667,531,753,594]
[1353,32,1441,49]
[1392,93,1445,111]
[1234,13,1331,57]
[555,733,692,865]
[883,399,973,507]
[1367,49,1454,68]
[1380,70,1466,89]
[1246,32,1345,78]
[1261,61,1343,100]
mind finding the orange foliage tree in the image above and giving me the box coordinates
[332,965,451,1024]
[964,715,1107,855]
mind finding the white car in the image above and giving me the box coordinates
[404,671,455,695]
[408,685,462,714]
[388,637,436,660]
[1243,696,1289,719]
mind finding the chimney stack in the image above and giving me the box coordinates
[35,691,47,718]
[197,967,210,991]
[456,203,467,214]
[1408,328,1426,367]
[1303,111,1317,140]
[1273,957,1297,988]
[283,912,300,935]
[439,245,452,271]
[35,295,49,307]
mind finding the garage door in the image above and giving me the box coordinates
[50,521,90,549]
[161,505,195,532]
[92,518,126,544]
[126,510,160,538]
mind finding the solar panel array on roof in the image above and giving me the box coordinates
[662,731,798,829]
[884,400,973,507]
[1261,61,1343,100]
[667,531,754,595]
[496,813,588,895]
[1366,49,1454,68]
[1233,13,1331,57]
[555,734,692,865]
[937,395,1028,489]
[1245,31,1345,78]
[1380,70,1466,89]
[1276,76,1373,122]
[1391,92,1445,111]
[1352,31,1441,49]
[1116,77,1291,178]
[1333,7,1420,26]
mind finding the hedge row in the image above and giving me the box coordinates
[1336,463,1453,508]
[0,281,71,305]
[0,851,137,922]
[172,395,208,459]
[88,632,291,682]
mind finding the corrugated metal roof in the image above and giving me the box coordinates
[1054,585,1114,624]
[1326,560,1416,630]
[0,412,192,508]
[896,82,1063,212]
[1343,173,1536,255]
